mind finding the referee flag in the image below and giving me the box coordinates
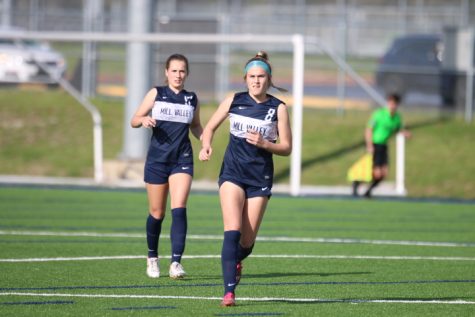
[347,154,373,182]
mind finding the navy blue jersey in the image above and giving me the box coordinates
[219,92,283,187]
[146,86,197,164]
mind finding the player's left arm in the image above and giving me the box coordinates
[400,128,411,138]
[190,101,203,141]
[398,117,412,138]
[246,103,292,156]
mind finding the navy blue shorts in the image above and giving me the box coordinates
[144,162,193,184]
[218,177,272,199]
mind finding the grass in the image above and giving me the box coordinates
[0,186,474,316]
[0,88,474,199]
[0,89,123,177]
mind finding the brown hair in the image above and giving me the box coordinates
[165,53,189,85]
[244,51,287,93]
[386,93,401,104]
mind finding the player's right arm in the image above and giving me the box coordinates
[130,88,158,128]
[365,127,374,153]
[199,96,233,161]
[365,112,376,153]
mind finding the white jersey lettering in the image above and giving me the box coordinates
[229,113,277,141]
[152,101,194,124]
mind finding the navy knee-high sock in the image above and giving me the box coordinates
[237,243,254,262]
[221,230,241,294]
[170,207,187,263]
[146,214,163,258]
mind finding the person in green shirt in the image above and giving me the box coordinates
[353,94,411,198]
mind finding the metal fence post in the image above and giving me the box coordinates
[121,0,153,160]
[465,28,474,123]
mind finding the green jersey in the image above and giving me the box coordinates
[367,107,402,145]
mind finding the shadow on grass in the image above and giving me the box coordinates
[404,115,450,130]
[184,271,372,283]
[281,296,470,305]
[274,140,365,182]
[244,271,372,279]
[274,116,450,183]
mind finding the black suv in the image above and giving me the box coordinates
[375,33,473,108]
[375,34,443,100]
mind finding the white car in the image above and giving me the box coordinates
[0,31,66,84]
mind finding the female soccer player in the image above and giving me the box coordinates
[131,53,203,279]
[199,51,292,306]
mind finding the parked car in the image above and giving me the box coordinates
[0,28,66,84]
[375,34,443,100]
[375,33,474,108]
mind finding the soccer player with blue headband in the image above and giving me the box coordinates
[242,52,286,92]
[244,60,272,75]
[199,51,292,307]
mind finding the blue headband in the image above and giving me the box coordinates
[244,60,271,75]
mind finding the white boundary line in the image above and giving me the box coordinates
[0,292,474,305]
[1,254,475,263]
[1,230,473,247]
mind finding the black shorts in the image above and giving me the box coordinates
[144,161,193,184]
[373,144,388,167]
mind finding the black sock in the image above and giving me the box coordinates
[365,179,382,196]
[352,181,361,196]
[170,207,187,263]
[237,243,254,262]
[146,214,163,258]
[221,230,241,294]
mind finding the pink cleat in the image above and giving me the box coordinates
[221,292,236,307]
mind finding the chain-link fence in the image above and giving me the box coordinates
[1,0,472,111]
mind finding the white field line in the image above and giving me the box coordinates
[0,292,474,305]
[1,254,475,263]
[0,230,473,248]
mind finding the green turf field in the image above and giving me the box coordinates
[0,186,474,316]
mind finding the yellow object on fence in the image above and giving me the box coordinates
[347,154,373,182]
